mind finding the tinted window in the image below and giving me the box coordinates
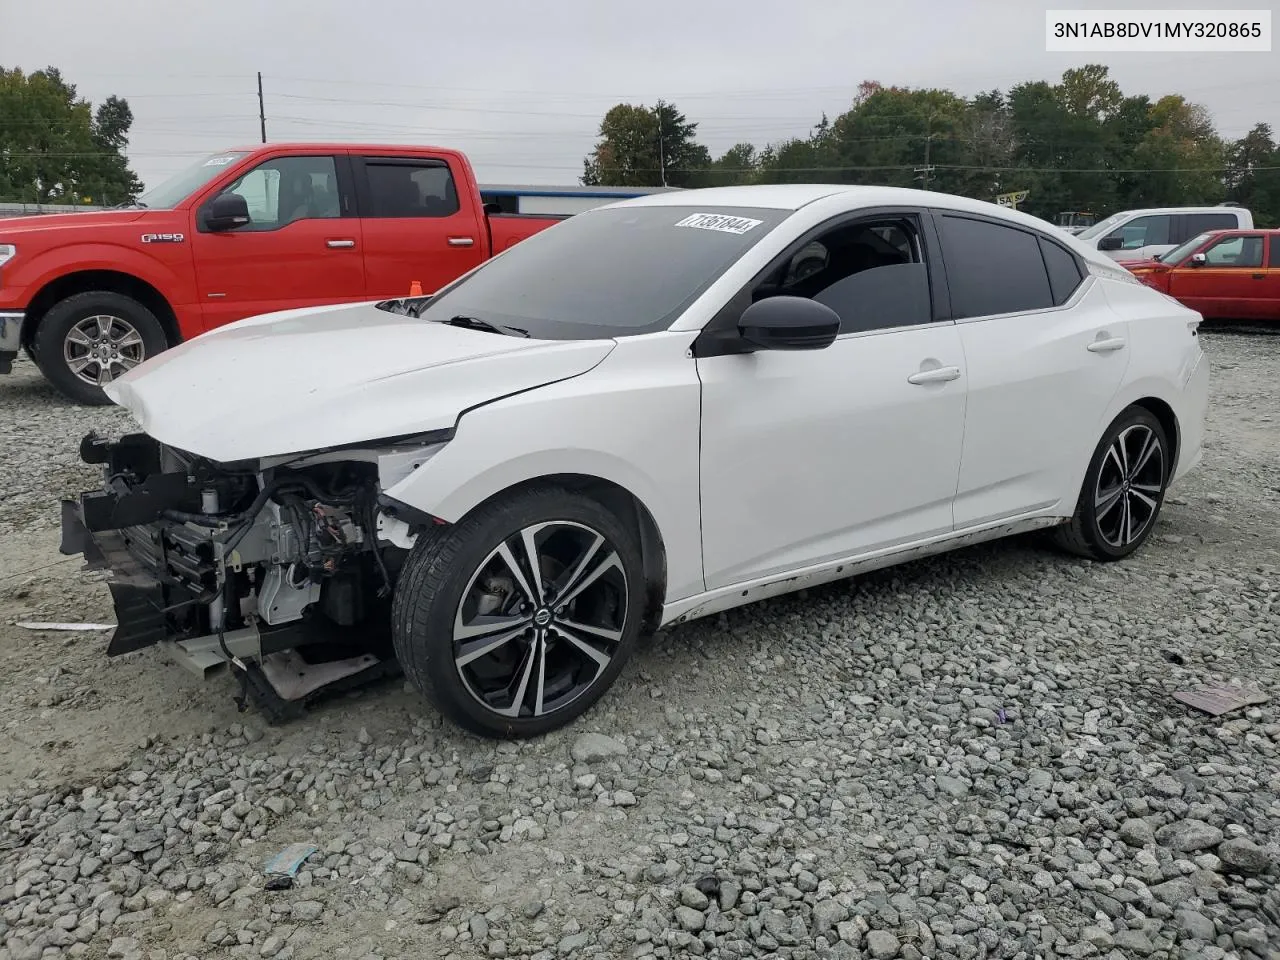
[364,161,460,218]
[1108,215,1170,250]
[1203,235,1263,267]
[218,155,340,231]
[758,218,931,333]
[1183,213,1238,239]
[413,205,789,339]
[1039,238,1084,305]
[939,215,1052,318]
[1270,238,1280,268]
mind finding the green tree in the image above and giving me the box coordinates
[0,66,141,204]
[582,100,709,187]
[1226,123,1280,226]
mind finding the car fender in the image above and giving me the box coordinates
[382,332,706,602]
[15,241,197,309]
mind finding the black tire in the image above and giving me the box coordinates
[392,485,645,739]
[33,291,169,405]
[1053,405,1171,561]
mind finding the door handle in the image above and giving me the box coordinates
[907,366,961,385]
[326,239,356,248]
[447,236,475,247]
[1251,273,1265,280]
[1087,337,1126,353]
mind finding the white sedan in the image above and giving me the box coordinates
[61,185,1210,737]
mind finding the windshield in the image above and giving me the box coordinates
[1158,232,1212,266]
[1076,212,1125,241]
[135,151,249,209]
[416,205,790,339]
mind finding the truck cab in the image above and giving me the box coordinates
[1074,204,1252,262]
[0,143,564,404]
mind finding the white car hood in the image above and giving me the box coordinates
[104,301,615,462]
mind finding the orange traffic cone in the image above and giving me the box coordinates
[408,280,423,296]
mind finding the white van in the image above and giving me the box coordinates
[1074,205,1253,261]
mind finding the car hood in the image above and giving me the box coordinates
[103,301,616,462]
[0,210,149,234]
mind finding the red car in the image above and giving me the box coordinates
[0,144,568,404]
[1120,228,1280,321]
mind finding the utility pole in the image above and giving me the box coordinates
[257,71,267,143]
[656,104,668,187]
[914,112,936,190]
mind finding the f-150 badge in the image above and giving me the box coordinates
[141,233,184,243]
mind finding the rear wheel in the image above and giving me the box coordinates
[33,291,168,405]
[392,486,645,738]
[1053,405,1171,561]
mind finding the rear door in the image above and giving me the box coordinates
[191,153,364,332]
[353,155,487,298]
[1265,236,1280,320]
[940,212,1130,527]
[1168,232,1267,319]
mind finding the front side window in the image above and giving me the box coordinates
[1162,232,1213,266]
[939,215,1053,318]
[136,151,250,210]
[1110,215,1170,250]
[414,205,790,339]
[756,217,932,334]
[1202,234,1264,267]
[217,155,341,231]
[363,160,460,218]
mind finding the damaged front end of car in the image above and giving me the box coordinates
[59,429,447,720]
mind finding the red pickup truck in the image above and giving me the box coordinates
[0,143,565,403]
[1121,228,1280,321]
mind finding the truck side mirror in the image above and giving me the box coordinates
[204,193,251,231]
[1098,236,1123,252]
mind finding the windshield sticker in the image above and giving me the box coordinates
[204,155,238,167]
[674,213,763,236]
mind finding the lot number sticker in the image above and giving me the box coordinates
[675,213,763,235]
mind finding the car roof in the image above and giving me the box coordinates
[1104,206,1247,216]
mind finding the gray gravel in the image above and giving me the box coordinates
[2,329,1280,960]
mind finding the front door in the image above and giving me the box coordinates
[1169,232,1268,319]
[190,153,365,333]
[697,212,967,590]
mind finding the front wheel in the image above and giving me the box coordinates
[33,291,169,405]
[1053,405,1171,561]
[391,486,645,738]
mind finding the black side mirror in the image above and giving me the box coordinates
[482,201,503,215]
[204,192,251,231]
[1098,236,1123,251]
[738,296,840,351]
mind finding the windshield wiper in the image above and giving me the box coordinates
[440,315,529,338]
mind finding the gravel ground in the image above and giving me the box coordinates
[1,328,1278,960]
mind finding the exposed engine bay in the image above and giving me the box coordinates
[59,430,443,720]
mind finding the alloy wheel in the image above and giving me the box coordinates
[452,521,629,720]
[1093,424,1165,548]
[64,314,146,386]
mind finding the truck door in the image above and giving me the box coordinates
[352,155,487,298]
[190,153,365,332]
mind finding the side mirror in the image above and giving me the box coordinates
[204,192,251,231]
[738,296,840,351]
[1098,236,1123,251]
[1189,252,1207,267]
[482,201,503,215]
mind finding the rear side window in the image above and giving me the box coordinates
[939,215,1052,318]
[1271,237,1280,268]
[1183,213,1239,238]
[1039,238,1084,305]
[363,160,460,218]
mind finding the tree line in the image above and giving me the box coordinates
[0,66,141,205]
[581,65,1280,227]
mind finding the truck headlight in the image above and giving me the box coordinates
[0,244,15,267]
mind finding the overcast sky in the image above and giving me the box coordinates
[1,0,1275,191]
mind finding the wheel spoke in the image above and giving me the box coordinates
[1121,495,1133,545]
[1130,489,1158,511]
[1095,485,1124,520]
[495,634,540,718]
[67,356,94,375]
[1116,434,1131,475]
[495,542,539,607]
[557,617,622,644]
[1130,431,1158,478]
[455,624,526,668]
[1104,443,1124,478]
[66,328,94,350]
[532,632,548,716]
[455,613,528,641]
[556,623,612,669]
[519,526,545,604]
[114,331,144,352]
[1131,481,1162,494]
[96,363,114,385]
[558,549,621,608]
[95,315,114,339]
